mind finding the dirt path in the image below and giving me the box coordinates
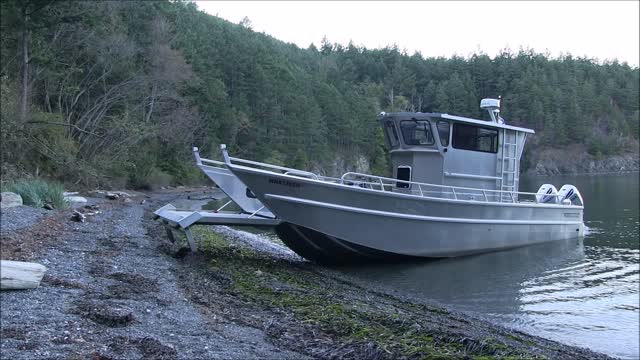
[0,189,305,359]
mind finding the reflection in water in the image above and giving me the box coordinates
[340,238,585,316]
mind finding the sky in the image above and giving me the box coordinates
[195,1,640,66]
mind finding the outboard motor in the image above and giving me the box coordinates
[535,184,559,204]
[558,185,584,206]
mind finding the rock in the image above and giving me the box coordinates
[71,210,86,223]
[254,270,263,276]
[106,191,131,200]
[1,192,23,209]
[0,260,47,290]
[64,196,87,203]
[43,203,55,210]
[140,199,146,205]
[123,198,132,203]
[63,191,79,196]
[527,147,639,176]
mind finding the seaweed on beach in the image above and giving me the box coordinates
[188,226,549,360]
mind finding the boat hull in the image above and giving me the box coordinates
[228,165,585,259]
[275,222,412,264]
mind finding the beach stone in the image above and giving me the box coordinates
[65,196,88,203]
[1,192,23,209]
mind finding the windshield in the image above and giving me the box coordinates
[400,120,434,146]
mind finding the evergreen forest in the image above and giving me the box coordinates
[1,1,638,188]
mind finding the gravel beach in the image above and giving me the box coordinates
[1,189,304,359]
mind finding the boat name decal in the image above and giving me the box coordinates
[563,212,580,218]
[269,178,302,188]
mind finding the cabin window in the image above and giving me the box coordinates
[384,121,400,147]
[437,121,450,147]
[400,120,434,146]
[452,123,498,153]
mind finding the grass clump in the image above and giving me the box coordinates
[6,178,68,209]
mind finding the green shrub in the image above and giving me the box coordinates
[7,179,68,209]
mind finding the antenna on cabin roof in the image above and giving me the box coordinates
[480,97,505,124]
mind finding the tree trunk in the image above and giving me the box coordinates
[19,7,30,122]
[0,260,47,290]
[145,83,157,123]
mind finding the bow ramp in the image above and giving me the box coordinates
[153,204,280,252]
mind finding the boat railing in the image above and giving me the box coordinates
[339,172,562,204]
[193,147,227,168]
[219,145,365,185]
[199,158,226,167]
[195,147,321,180]
[217,145,568,205]
[229,156,325,180]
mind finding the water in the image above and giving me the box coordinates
[336,173,639,359]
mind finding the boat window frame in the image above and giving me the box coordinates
[436,120,450,147]
[399,119,435,146]
[384,121,400,148]
[452,123,499,154]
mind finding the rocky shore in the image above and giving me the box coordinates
[0,188,614,359]
[526,147,638,176]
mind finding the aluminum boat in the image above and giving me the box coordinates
[214,98,585,263]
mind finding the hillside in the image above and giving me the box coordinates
[1,1,638,188]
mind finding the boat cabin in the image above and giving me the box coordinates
[378,99,534,199]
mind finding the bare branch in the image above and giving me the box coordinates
[25,120,103,137]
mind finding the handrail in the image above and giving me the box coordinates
[284,170,319,180]
[193,147,226,167]
[340,171,563,199]
[200,158,225,166]
[229,156,320,179]
[444,172,502,180]
[214,144,324,179]
[218,144,571,205]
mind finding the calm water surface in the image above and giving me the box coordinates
[338,173,639,359]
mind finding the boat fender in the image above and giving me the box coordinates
[535,184,559,204]
[557,185,584,206]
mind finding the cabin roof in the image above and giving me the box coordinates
[378,112,535,134]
